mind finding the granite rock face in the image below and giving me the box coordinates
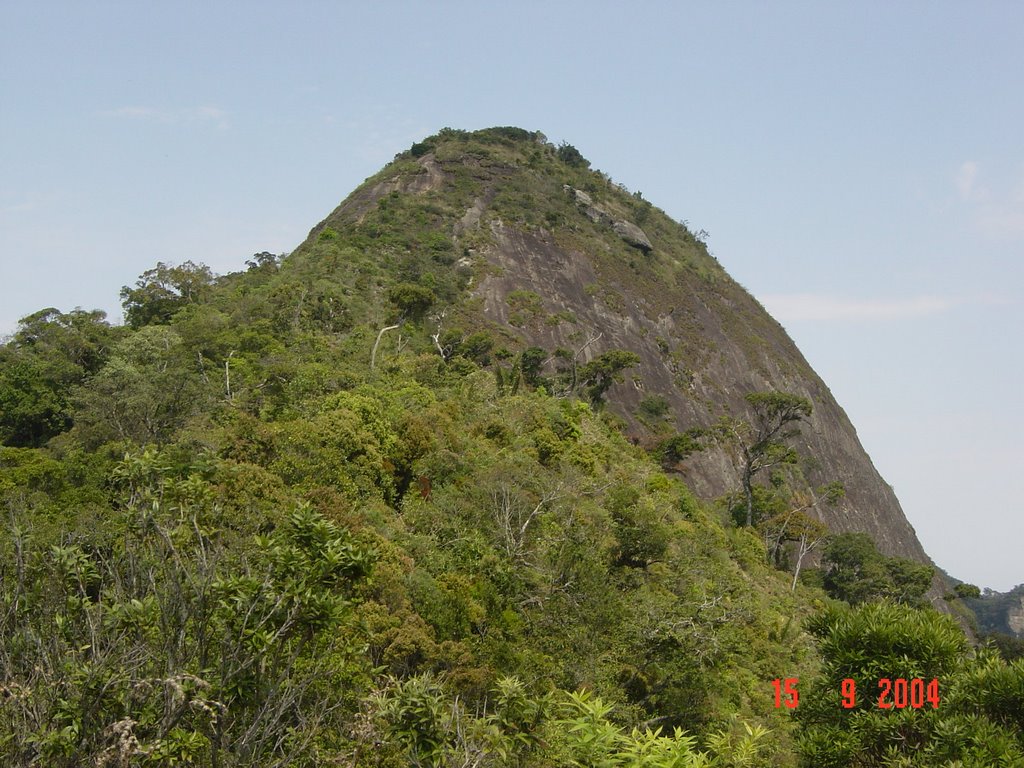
[1008,596,1024,636]
[299,130,941,601]
[470,221,931,566]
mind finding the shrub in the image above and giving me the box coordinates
[388,283,436,320]
[556,142,590,168]
[638,395,670,420]
[410,141,435,157]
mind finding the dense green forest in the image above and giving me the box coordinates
[1,127,1022,766]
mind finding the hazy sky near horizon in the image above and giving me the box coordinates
[2,2,1022,590]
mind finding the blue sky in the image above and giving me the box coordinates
[2,1,1022,590]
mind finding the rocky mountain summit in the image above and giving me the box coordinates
[299,126,932,571]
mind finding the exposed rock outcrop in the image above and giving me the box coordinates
[565,185,653,252]
[1008,596,1024,636]
[613,219,653,252]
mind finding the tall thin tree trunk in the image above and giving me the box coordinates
[743,467,755,527]
[370,324,399,370]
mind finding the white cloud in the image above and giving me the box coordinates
[975,206,1024,239]
[955,160,1024,240]
[100,105,229,129]
[956,160,980,201]
[975,172,1024,238]
[193,106,228,122]
[759,293,960,322]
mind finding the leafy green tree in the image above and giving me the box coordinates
[821,532,889,605]
[557,142,591,169]
[758,482,841,587]
[578,349,641,405]
[387,282,436,320]
[245,250,281,273]
[761,510,829,590]
[637,394,669,421]
[120,260,215,328]
[885,556,936,606]
[953,582,981,600]
[519,346,548,387]
[950,653,1024,734]
[8,307,116,373]
[797,602,1024,768]
[607,483,670,568]
[656,428,707,469]
[718,392,812,527]
[72,326,205,446]
[0,448,376,767]
[821,532,933,607]
[0,308,118,446]
[0,356,67,447]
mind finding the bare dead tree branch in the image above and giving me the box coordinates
[371,324,400,370]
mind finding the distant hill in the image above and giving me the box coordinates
[971,584,1024,638]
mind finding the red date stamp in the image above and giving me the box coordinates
[772,677,940,709]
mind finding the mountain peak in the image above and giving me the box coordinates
[287,126,934,576]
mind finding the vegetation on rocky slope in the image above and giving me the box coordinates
[1,128,1021,765]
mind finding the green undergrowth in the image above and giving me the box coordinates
[1,331,820,763]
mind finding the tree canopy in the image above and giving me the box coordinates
[820,532,934,607]
[120,260,215,328]
[718,391,813,527]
